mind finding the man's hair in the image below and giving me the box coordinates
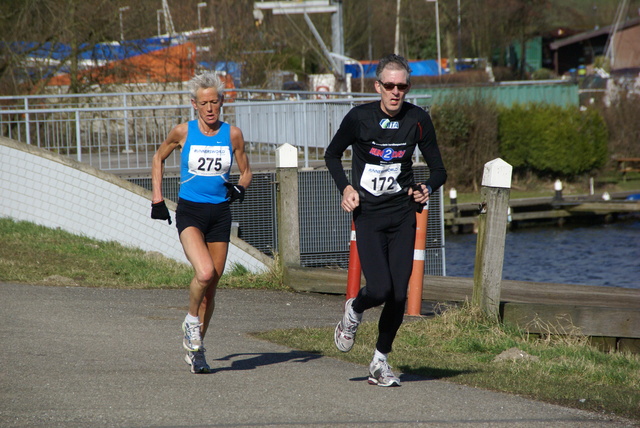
[188,72,225,100]
[375,54,412,83]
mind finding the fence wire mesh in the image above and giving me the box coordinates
[130,166,444,275]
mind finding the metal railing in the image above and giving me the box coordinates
[1,88,443,273]
[0,89,432,173]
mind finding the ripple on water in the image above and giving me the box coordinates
[445,220,640,289]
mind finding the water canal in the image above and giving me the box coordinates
[445,219,640,290]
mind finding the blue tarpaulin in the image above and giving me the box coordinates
[9,36,181,62]
[9,36,241,85]
[345,59,446,78]
[8,36,187,79]
[197,61,242,85]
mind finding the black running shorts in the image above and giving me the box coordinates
[176,198,232,243]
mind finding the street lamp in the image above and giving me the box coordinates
[119,6,130,42]
[197,2,207,30]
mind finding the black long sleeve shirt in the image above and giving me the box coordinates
[324,101,447,211]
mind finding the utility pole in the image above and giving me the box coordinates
[457,0,462,71]
[394,0,401,54]
[426,0,442,76]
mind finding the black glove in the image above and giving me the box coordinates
[412,183,426,213]
[224,182,245,204]
[151,200,172,225]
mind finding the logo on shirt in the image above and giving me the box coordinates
[369,147,406,160]
[379,118,399,129]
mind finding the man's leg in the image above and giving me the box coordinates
[367,210,415,387]
[375,209,416,354]
[353,214,394,311]
[335,213,392,353]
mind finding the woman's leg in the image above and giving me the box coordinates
[199,241,228,339]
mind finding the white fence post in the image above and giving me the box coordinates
[472,158,512,319]
[75,110,82,162]
[276,143,300,268]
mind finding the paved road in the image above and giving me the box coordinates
[1,282,636,428]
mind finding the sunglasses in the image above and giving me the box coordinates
[378,81,410,91]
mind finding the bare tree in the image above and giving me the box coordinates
[3,0,639,95]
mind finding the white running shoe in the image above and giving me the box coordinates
[368,359,401,387]
[334,298,362,352]
[185,348,210,374]
[182,321,202,352]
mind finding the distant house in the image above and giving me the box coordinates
[550,17,640,75]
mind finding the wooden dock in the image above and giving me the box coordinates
[287,267,640,353]
[446,190,640,233]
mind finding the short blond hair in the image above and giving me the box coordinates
[188,72,225,100]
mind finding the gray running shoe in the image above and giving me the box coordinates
[368,359,401,387]
[182,321,202,351]
[185,348,210,374]
[334,298,361,352]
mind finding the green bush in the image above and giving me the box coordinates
[498,104,608,177]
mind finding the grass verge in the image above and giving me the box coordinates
[0,217,289,291]
[253,304,640,422]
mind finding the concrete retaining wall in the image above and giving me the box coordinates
[0,136,271,273]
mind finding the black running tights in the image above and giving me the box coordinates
[352,206,416,354]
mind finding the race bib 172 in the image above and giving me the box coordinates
[360,163,402,196]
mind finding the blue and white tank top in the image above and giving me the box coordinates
[178,120,233,204]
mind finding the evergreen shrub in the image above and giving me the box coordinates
[498,104,608,177]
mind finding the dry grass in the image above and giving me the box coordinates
[254,302,640,421]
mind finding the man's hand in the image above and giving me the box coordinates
[341,185,360,213]
[410,183,430,205]
[151,200,172,225]
[224,182,246,203]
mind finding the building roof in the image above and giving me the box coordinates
[550,17,640,50]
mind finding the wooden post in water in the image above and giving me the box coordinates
[472,158,512,319]
[276,144,300,269]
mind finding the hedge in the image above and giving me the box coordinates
[498,104,608,177]
[430,100,609,189]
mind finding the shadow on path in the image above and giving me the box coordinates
[210,350,322,373]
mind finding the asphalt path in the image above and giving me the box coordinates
[1,282,636,428]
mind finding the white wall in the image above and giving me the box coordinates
[0,137,271,273]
